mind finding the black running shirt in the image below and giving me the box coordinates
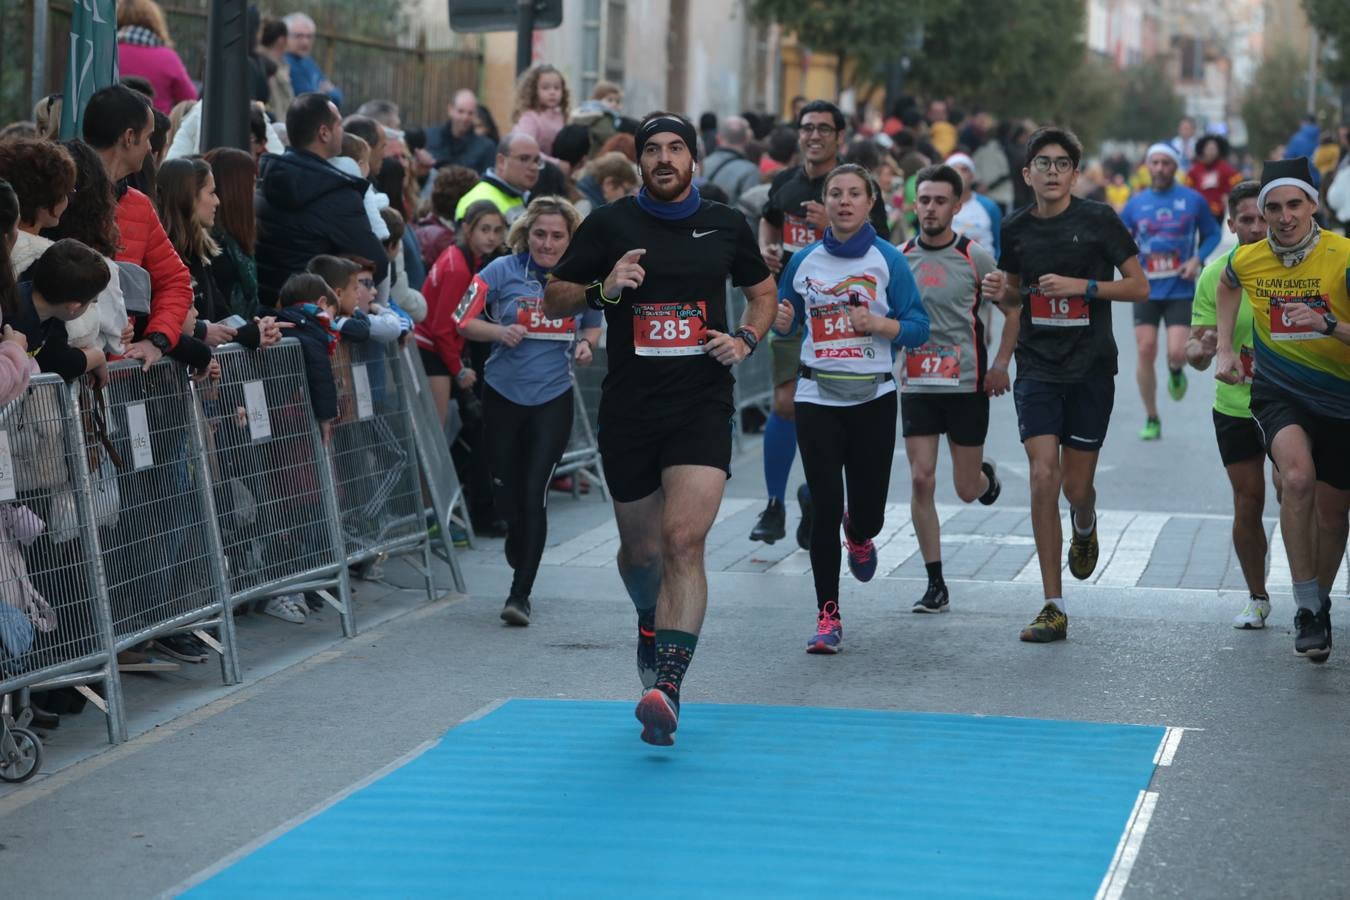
[762,166,889,271]
[552,196,770,421]
[998,196,1139,382]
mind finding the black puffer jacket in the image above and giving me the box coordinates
[254,148,388,306]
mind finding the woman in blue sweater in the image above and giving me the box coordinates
[461,197,602,626]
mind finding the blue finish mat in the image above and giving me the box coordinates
[186,700,1164,898]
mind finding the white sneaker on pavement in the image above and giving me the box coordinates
[1233,596,1272,629]
[261,594,307,624]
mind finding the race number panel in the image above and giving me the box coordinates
[905,343,961,386]
[809,302,872,359]
[632,301,708,357]
[783,214,820,253]
[1240,345,1255,384]
[1269,295,1330,342]
[516,297,574,341]
[1145,251,1181,280]
[1028,288,1089,327]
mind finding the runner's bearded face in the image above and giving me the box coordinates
[527,212,571,268]
[824,172,870,234]
[639,132,695,202]
[1262,185,1315,245]
[798,112,840,166]
[1147,154,1177,191]
[915,180,960,237]
[1023,144,1077,204]
[1229,197,1265,246]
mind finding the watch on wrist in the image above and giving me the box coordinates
[734,327,759,355]
[1323,313,1339,336]
[148,332,172,352]
[1085,279,1099,300]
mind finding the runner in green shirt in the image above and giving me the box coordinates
[1186,180,1279,629]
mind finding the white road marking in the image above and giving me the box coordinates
[1153,726,1186,767]
[1095,790,1160,900]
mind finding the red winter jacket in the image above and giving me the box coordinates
[115,186,191,349]
[416,244,490,376]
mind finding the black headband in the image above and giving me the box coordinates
[636,115,698,158]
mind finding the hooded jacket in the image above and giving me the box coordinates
[255,148,389,306]
[116,185,191,349]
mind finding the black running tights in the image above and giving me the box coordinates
[483,384,574,598]
[794,392,898,609]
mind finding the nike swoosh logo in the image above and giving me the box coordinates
[692,229,717,238]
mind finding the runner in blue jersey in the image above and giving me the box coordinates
[772,164,929,653]
[1119,142,1221,440]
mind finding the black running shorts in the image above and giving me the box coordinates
[1212,409,1264,467]
[1013,376,1115,452]
[598,400,735,503]
[1249,378,1350,490]
[1133,298,1193,328]
[900,392,990,447]
[418,346,451,378]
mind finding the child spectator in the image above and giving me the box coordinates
[274,272,339,422]
[512,63,570,158]
[377,207,426,324]
[332,133,390,241]
[12,240,110,383]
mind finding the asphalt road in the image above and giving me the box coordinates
[5,297,1348,899]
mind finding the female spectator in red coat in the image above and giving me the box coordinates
[415,199,506,426]
[116,0,198,115]
[1187,135,1242,221]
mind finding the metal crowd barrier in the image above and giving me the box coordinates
[328,341,435,602]
[0,375,122,766]
[195,341,353,636]
[399,344,467,591]
[95,359,236,689]
[0,339,468,764]
[726,280,775,453]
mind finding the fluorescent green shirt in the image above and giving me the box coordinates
[1191,256,1254,419]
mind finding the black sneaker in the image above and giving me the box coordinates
[913,582,950,613]
[1294,603,1332,662]
[749,498,786,543]
[1067,509,1099,581]
[150,633,209,664]
[978,460,1001,506]
[500,595,531,627]
[796,483,814,551]
[637,625,657,689]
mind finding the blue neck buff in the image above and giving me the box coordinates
[636,185,702,220]
[823,223,877,258]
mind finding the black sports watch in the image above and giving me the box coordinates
[148,332,172,352]
[1322,313,1339,336]
[734,327,759,355]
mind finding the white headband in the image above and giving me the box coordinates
[1257,177,1318,211]
[944,152,976,173]
[1145,143,1181,165]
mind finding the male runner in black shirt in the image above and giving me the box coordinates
[545,112,776,745]
[982,126,1148,643]
[750,100,889,548]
